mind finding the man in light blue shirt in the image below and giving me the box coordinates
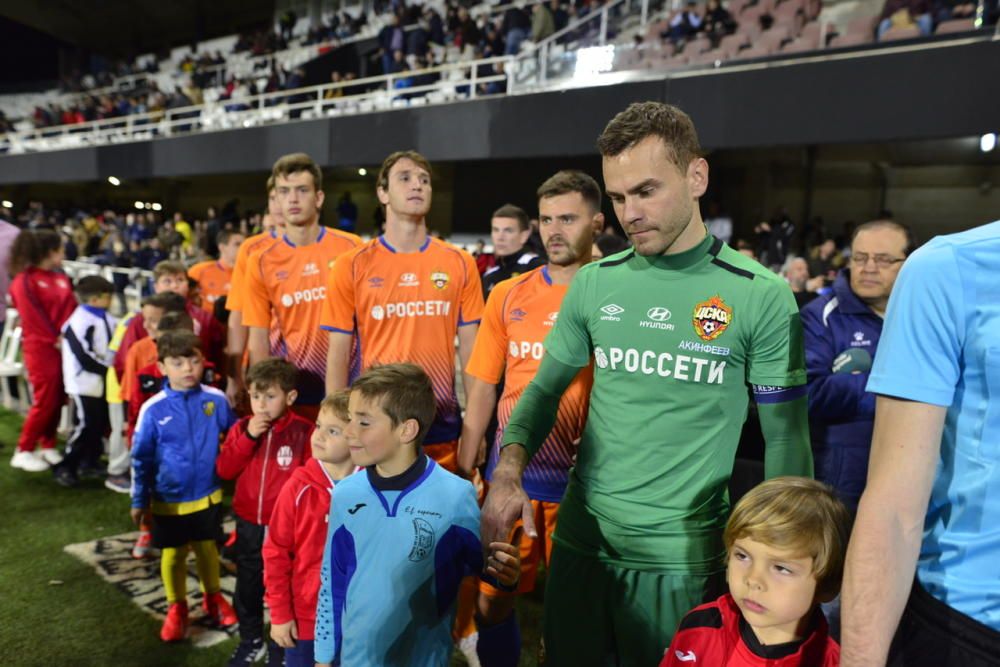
[841,220,1000,667]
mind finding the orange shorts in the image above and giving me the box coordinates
[424,440,458,472]
[480,499,559,596]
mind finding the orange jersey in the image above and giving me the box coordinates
[120,336,159,404]
[188,260,233,313]
[227,230,278,313]
[243,227,362,404]
[466,266,592,502]
[321,235,484,445]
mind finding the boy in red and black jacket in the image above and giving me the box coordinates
[216,359,313,666]
[661,478,851,667]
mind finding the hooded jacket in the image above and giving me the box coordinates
[216,410,314,525]
[262,458,359,639]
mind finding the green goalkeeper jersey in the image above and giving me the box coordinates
[538,233,806,573]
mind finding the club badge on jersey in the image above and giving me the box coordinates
[693,296,733,341]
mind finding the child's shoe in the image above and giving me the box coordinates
[226,637,265,666]
[266,641,285,667]
[160,601,189,642]
[203,591,238,626]
[131,530,153,559]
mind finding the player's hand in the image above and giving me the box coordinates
[130,507,149,526]
[475,437,488,468]
[486,527,523,586]
[270,620,297,648]
[247,413,271,438]
[480,473,536,563]
[225,377,243,410]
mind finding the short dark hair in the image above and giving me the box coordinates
[142,291,187,313]
[75,275,115,300]
[272,152,323,191]
[597,101,702,171]
[491,204,530,232]
[351,363,436,446]
[156,330,202,361]
[536,170,603,213]
[377,150,433,194]
[217,229,243,247]
[850,219,916,256]
[10,229,61,275]
[320,389,351,422]
[157,310,194,333]
[246,358,299,393]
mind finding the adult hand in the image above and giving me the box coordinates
[480,469,536,561]
[246,413,271,439]
[130,507,148,526]
[270,620,297,649]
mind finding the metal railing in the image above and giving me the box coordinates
[62,260,155,315]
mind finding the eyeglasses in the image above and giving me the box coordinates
[850,253,905,269]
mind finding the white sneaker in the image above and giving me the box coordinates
[39,448,64,466]
[11,450,50,472]
[457,633,481,667]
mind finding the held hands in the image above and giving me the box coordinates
[247,413,272,438]
[270,620,297,648]
[485,526,523,587]
[480,472,537,566]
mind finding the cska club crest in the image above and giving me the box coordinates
[692,295,733,341]
[430,271,450,290]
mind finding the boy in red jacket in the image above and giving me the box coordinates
[263,390,358,667]
[217,359,313,667]
[662,478,851,667]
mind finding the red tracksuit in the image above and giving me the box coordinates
[661,594,840,667]
[262,458,359,640]
[9,267,77,453]
[112,302,225,381]
[216,411,314,525]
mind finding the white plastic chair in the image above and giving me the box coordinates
[0,309,29,411]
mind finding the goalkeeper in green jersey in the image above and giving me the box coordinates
[480,101,813,667]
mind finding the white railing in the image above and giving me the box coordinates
[0,55,513,154]
[62,260,155,315]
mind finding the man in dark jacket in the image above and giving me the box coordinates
[800,219,913,509]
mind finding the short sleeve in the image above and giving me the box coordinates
[187,262,206,282]
[320,250,357,334]
[226,239,257,312]
[458,251,485,326]
[240,250,272,328]
[867,243,963,406]
[542,267,593,368]
[746,277,807,387]
[465,282,509,384]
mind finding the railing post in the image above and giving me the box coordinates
[470,63,478,98]
[541,42,549,84]
[641,0,649,28]
[600,6,608,45]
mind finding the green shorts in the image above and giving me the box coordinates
[543,544,724,666]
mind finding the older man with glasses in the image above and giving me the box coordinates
[800,219,914,511]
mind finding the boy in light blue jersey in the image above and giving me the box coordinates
[314,364,520,667]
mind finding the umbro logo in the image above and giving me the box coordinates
[600,304,624,322]
[675,649,697,662]
[348,503,367,515]
[510,308,527,322]
[157,416,173,426]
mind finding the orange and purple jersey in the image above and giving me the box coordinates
[466,266,592,502]
[227,230,278,313]
[321,236,484,445]
[188,260,233,313]
[243,227,362,404]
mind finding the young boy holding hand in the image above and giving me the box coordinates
[263,390,359,667]
[661,477,850,667]
[314,364,520,667]
[130,330,238,642]
[216,358,314,666]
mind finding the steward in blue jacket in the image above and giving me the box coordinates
[800,270,883,509]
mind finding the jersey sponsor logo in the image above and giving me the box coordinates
[408,518,435,562]
[276,445,293,469]
[675,650,697,662]
[593,346,726,384]
[510,308,527,322]
[302,262,319,277]
[368,276,384,288]
[399,272,419,287]
[693,295,733,341]
[369,300,452,321]
[430,271,450,290]
[509,340,544,360]
[279,286,327,308]
[678,340,731,356]
[203,401,216,417]
[347,503,366,515]
[640,306,675,331]
[600,303,625,321]
[545,311,558,327]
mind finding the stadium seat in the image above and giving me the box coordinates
[881,25,923,41]
[935,18,977,34]
[736,43,774,59]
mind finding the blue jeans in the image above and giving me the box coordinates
[877,13,932,39]
[284,639,314,667]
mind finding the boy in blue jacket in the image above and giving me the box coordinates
[315,364,520,667]
[130,330,239,642]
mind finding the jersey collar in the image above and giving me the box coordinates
[541,265,552,285]
[282,226,326,248]
[378,234,431,253]
[634,230,714,271]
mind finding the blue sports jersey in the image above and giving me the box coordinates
[314,456,483,666]
[867,220,1000,630]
